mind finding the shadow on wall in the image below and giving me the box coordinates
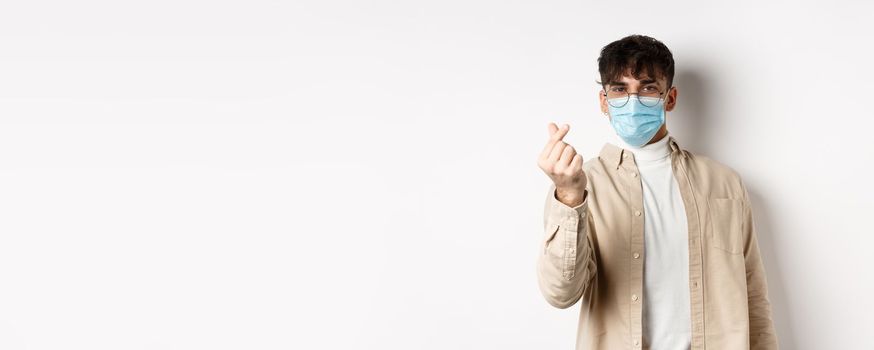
[673,67,796,348]
[669,68,714,156]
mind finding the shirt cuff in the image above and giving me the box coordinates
[549,187,588,219]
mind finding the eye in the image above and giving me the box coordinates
[610,87,625,92]
[643,85,658,92]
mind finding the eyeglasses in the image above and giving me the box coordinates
[602,85,671,108]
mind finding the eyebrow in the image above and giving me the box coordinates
[609,78,659,86]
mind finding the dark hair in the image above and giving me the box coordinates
[596,34,675,91]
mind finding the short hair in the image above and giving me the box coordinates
[595,34,675,91]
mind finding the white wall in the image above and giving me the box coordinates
[0,1,871,349]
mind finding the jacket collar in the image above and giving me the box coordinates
[599,134,687,170]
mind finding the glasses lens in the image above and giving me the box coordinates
[606,91,628,107]
[638,95,663,107]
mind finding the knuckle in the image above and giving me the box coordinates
[543,163,554,173]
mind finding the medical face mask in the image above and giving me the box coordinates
[606,95,666,147]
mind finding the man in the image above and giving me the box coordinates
[535,34,779,350]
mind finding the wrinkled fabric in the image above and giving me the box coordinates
[536,135,779,350]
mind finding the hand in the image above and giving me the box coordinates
[537,122,588,207]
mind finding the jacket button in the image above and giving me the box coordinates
[631,294,638,301]
[633,252,640,259]
[631,172,637,177]
[634,210,641,216]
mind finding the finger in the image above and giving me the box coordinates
[547,122,557,136]
[547,140,568,164]
[569,154,583,173]
[557,144,576,169]
[551,123,570,141]
[540,123,570,159]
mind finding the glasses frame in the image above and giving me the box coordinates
[602,84,673,108]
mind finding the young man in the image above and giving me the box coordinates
[535,35,779,350]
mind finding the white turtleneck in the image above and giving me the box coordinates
[615,132,691,350]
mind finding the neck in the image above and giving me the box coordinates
[648,127,668,145]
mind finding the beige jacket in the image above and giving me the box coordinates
[537,135,778,350]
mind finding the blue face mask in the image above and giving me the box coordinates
[607,95,666,147]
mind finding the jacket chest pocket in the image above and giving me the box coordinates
[708,197,743,254]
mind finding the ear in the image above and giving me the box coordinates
[599,89,609,116]
[664,86,678,112]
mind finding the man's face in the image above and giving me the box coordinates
[599,71,677,118]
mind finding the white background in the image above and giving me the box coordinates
[0,1,872,349]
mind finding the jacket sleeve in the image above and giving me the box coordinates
[740,180,780,349]
[536,182,597,309]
